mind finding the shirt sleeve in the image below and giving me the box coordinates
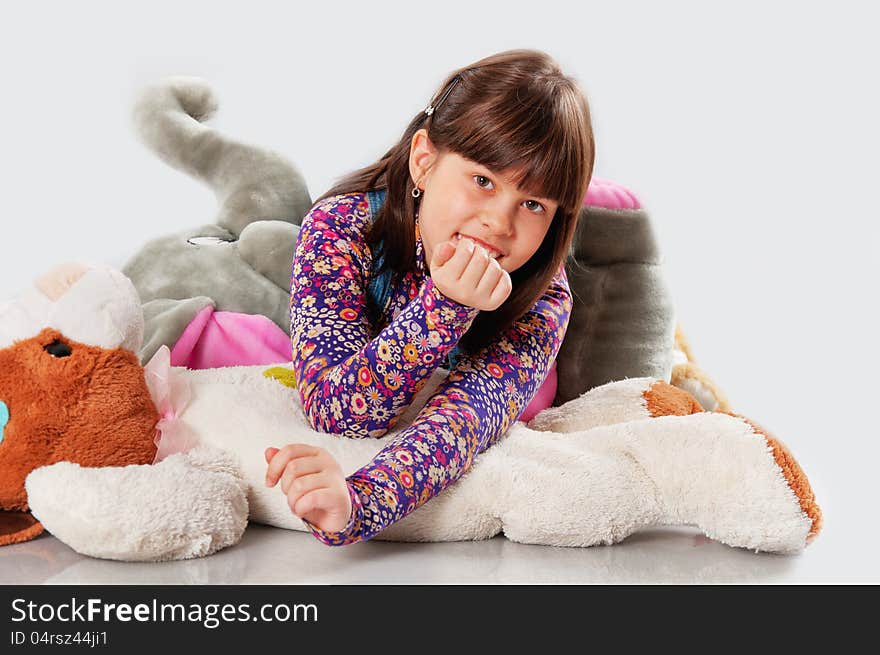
[289,193,480,439]
[302,263,573,546]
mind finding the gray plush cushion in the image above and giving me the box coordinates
[555,204,676,406]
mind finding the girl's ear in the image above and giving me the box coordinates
[409,129,439,185]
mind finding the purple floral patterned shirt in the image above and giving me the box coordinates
[289,192,572,545]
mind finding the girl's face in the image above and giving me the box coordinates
[409,129,558,275]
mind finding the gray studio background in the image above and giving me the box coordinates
[0,1,876,582]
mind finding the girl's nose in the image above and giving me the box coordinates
[0,400,8,445]
[480,204,515,236]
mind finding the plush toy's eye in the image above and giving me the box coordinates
[187,236,234,246]
[0,400,8,446]
[44,339,72,358]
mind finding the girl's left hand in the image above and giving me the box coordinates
[264,444,353,534]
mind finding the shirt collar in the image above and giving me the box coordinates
[414,216,427,279]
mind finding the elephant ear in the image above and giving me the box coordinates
[0,510,43,546]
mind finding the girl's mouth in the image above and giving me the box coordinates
[454,233,502,259]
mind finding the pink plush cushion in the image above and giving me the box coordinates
[170,306,292,369]
[518,359,557,423]
[170,306,558,423]
[584,176,641,209]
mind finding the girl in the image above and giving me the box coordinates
[265,49,595,546]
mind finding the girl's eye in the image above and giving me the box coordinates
[473,174,546,214]
[473,174,493,189]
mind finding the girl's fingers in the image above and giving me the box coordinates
[279,455,325,494]
[433,237,510,310]
[447,237,477,279]
[432,241,456,268]
[265,444,320,486]
[293,488,336,519]
[264,447,280,464]
[285,472,332,511]
[460,244,493,289]
[489,268,513,308]
[476,258,505,296]
[462,246,492,289]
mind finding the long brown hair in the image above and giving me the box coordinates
[314,48,595,355]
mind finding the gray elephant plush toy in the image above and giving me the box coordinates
[124,77,311,367]
[124,76,728,412]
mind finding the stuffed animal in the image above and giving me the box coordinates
[0,263,821,560]
[121,76,728,413]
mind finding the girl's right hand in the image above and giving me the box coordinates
[265,445,353,534]
[429,237,512,311]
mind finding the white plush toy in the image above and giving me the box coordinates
[0,263,822,560]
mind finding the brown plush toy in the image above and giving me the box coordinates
[0,267,160,546]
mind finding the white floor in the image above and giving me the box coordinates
[0,519,868,585]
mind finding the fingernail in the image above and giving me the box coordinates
[465,240,475,252]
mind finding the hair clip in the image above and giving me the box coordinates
[424,75,462,116]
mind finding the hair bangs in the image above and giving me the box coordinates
[448,86,589,213]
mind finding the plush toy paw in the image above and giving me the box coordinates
[25,445,248,562]
[715,410,823,547]
[0,511,44,547]
[528,376,703,433]
[615,411,821,553]
[670,324,731,412]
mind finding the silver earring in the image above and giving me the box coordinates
[411,187,421,199]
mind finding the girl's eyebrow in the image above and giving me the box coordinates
[475,164,554,203]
